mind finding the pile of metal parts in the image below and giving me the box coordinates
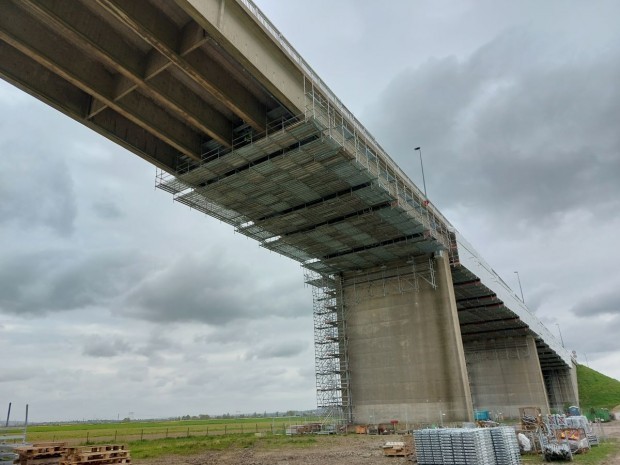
[542,442,572,462]
[546,414,596,450]
[414,427,521,465]
[535,413,598,461]
[565,415,599,446]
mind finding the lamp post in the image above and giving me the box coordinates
[556,323,565,348]
[513,271,525,303]
[414,147,428,199]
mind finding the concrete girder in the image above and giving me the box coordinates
[95,0,268,131]
[457,302,504,312]
[459,317,520,328]
[0,2,202,160]
[456,294,498,304]
[460,326,528,337]
[0,42,182,172]
[177,0,305,115]
[19,0,233,148]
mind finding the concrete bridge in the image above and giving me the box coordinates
[0,0,578,424]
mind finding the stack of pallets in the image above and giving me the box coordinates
[60,446,130,465]
[13,443,68,465]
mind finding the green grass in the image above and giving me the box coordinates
[578,364,620,409]
[521,440,620,464]
[128,433,320,460]
[127,435,258,459]
[24,417,316,444]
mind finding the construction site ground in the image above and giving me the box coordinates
[134,423,620,465]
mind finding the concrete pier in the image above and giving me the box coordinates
[464,335,549,419]
[544,365,580,411]
[343,254,473,424]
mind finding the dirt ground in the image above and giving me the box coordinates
[138,423,620,465]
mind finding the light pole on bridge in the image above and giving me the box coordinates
[414,147,428,200]
[513,271,525,304]
[555,323,566,348]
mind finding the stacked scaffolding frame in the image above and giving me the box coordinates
[305,271,351,425]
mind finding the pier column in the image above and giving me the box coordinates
[464,335,549,419]
[343,253,473,424]
[543,364,579,411]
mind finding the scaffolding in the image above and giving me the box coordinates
[154,83,452,275]
[346,256,438,305]
[305,271,351,426]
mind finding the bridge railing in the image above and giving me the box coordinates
[237,0,456,239]
[303,86,452,251]
[455,232,572,366]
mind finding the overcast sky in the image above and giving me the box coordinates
[1,1,619,422]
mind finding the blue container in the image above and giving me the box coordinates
[474,410,490,421]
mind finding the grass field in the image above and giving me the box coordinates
[578,364,620,409]
[20,417,316,445]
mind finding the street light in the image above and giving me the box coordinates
[414,147,428,199]
[513,271,525,303]
[556,323,565,348]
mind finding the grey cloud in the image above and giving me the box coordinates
[572,288,620,317]
[0,112,77,236]
[83,335,132,357]
[92,200,123,220]
[123,250,310,325]
[365,29,620,227]
[0,249,153,315]
[563,315,620,356]
[0,367,36,383]
[134,332,179,363]
[250,341,309,360]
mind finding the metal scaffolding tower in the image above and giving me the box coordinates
[305,271,351,426]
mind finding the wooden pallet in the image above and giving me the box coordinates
[382,441,412,457]
[13,442,68,465]
[60,445,130,465]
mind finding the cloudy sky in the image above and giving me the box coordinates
[1,0,619,421]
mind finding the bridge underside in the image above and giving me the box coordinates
[0,0,577,425]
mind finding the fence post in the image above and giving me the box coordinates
[256,423,258,433]
[140,429,144,441]
[114,430,117,442]
[224,425,227,434]
[165,428,168,439]
[86,432,89,444]
[187,427,190,438]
